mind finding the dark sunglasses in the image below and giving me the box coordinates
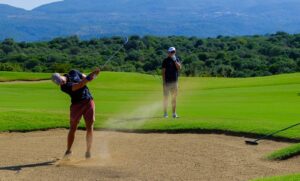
[170,51,176,54]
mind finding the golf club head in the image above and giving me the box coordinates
[245,140,259,145]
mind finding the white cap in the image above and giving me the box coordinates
[52,73,63,85]
[168,47,176,52]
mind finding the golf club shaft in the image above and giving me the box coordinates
[253,122,300,142]
[101,37,129,68]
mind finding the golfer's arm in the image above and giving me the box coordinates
[72,78,89,91]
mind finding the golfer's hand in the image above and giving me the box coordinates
[86,68,100,81]
[94,68,100,75]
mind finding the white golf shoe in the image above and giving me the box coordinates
[172,113,179,119]
[163,113,168,118]
[63,150,72,160]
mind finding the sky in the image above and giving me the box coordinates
[0,0,62,10]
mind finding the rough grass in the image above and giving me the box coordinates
[266,143,300,160]
[252,173,300,181]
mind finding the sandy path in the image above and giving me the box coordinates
[0,130,300,181]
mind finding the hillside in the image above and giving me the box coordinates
[0,0,300,41]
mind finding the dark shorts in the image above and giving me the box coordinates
[70,99,95,126]
[163,82,178,96]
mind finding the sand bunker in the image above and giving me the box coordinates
[1,129,300,181]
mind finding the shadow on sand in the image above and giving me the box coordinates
[0,160,56,172]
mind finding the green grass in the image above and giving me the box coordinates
[252,173,300,181]
[0,71,51,82]
[266,143,300,160]
[2,71,300,179]
[1,71,300,141]
[256,155,300,181]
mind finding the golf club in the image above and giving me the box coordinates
[101,36,129,68]
[245,122,300,145]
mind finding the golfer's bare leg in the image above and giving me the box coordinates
[85,122,94,154]
[83,100,95,158]
[67,121,79,153]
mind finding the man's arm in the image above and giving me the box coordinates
[72,68,100,91]
[162,68,166,85]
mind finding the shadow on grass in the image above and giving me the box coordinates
[0,160,55,172]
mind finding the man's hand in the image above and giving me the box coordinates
[174,61,182,70]
[172,55,177,62]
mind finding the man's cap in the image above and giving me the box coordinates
[168,47,176,52]
[52,73,63,85]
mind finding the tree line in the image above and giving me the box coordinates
[1,32,300,77]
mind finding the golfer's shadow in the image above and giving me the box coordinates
[0,160,55,172]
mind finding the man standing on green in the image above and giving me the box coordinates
[162,47,182,118]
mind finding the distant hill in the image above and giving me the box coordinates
[0,4,25,15]
[1,0,300,41]
[1,32,300,78]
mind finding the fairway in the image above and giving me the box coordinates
[1,71,300,139]
[0,71,51,82]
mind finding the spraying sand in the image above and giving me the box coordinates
[104,101,162,129]
[1,129,300,181]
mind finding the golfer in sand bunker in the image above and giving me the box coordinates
[52,68,100,159]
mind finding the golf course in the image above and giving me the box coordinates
[1,71,300,180]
